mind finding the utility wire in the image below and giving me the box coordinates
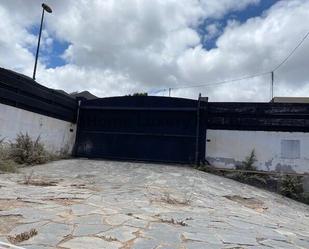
[171,71,270,90]
[272,30,309,72]
[149,71,270,95]
[148,30,309,95]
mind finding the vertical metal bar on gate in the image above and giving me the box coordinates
[195,94,202,166]
[73,99,82,156]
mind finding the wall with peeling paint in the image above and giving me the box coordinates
[206,129,309,174]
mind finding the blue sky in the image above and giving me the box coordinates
[28,25,69,68]
[200,0,278,49]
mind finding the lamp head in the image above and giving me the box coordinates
[42,3,52,13]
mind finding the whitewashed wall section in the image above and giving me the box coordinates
[0,103,76,154]
[206,129,309,174]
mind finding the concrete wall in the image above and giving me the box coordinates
[0,103,76,154]
[206,129,309,174]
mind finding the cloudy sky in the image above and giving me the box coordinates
[0,0,308,101]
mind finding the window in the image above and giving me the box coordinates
[281,140,300,159]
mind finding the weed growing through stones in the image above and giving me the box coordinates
[279,175,303,199]
[234,150,268,186]
[10,133,50,165]
[101,235,118,242]
[160,217,192,226]
[7,228,38,244]
[159,191,192,205]
[21,170,57,186]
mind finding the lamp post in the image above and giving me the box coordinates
[32,3,52,80]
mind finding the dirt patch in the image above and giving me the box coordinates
[7,228,37,244]
[20,171,60,187]
[43,197,84,206]
[0,199,30,211]
[0,215,23,234]
[24,180,58,187]
[70,183,87,189]
[21,177,59,187]
[23,180,58,187]
[70,183,101,192]
[225,195,267,212]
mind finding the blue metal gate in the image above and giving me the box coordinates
[74,96,207,164]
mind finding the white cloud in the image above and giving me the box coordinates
[0,0,308,102]
[176,0,309,101]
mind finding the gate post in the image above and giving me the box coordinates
[195,94,201,166]
[72,98,83,157]
[195,94,208,166]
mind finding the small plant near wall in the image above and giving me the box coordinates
[279,175,303,198]
[240,149,257,170]
[10,133,50,165]
[195,148,308,205]
[0,136,18,173]
[1,133,71,174]
[234,149,268,186]
[278,175,309,204]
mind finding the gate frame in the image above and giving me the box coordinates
[74,95,208,165]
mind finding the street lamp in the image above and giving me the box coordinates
[32,3,52,80]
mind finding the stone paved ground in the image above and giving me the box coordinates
[0,159,308,249]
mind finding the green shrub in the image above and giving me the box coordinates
[233,150,268,186]
[0,137,18,173]
[0,159,18,173]
[10,133,49,165]
[237,149,257,171]
[279,175,303,199]
[298,192,309,205]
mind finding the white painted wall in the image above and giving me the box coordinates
[206,129,309,174]
[0,103,76,154]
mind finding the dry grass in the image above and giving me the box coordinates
[0,138,18,173]
[147,185,193,206]
[159,191,192,206]
[1,133,70,174]
[22,170,58,186]
[10,133,50,165]
[225,195,268,212]
[7,228,38,244]
[101,235,118,242]
[159,218,189,226]
[0,159,18,173]
[42,197,84,206]
[23,179,58,187]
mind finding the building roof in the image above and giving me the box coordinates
[271,97,309,103]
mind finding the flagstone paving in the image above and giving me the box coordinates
[0,159,308,249]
